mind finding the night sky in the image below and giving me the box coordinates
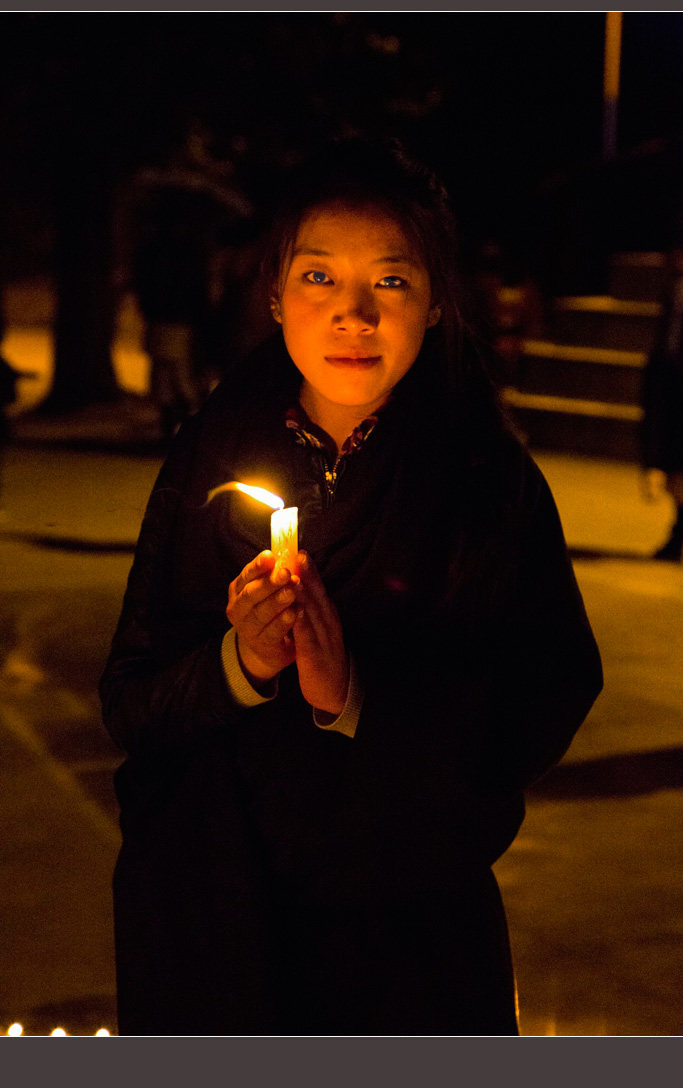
[2,12,683,288]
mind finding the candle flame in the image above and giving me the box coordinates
[206,481,284,510]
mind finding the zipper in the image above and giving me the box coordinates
[322,452,347,505]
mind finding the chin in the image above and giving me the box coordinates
[331,371,385,397]
[333,385,386,409]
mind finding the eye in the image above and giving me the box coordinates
[377,276,407,289]
[304,270,332,285]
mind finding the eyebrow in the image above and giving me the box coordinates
[373,255,417,265]
[292,247,419,265]
[292,247,332,257]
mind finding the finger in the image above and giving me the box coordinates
[291,610,326,666]
[295,553,331,618]
[296,552,325,597]
[232,551,276,597]
[229,574,291,630]
[257,599,301,644]
[228,558,293,624]
[295,553,341,638]
[248,582,300,634]
[292,596,341,659]
[292,604,316,644]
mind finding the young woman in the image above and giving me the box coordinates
[100,139,602,1036]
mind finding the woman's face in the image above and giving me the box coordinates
[273,203,439,418]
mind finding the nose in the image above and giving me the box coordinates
[333,284,379,334]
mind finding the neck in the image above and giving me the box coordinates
[299,383,385,456]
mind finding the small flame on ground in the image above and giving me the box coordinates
[206,481,284,510]
[6,1020,113,1036]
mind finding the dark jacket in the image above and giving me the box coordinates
[100,335,602,1033]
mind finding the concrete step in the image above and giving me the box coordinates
[550,296,662,352]
[608,251,667,303]
[502,387,643,461]
[499,252,666,462]
[517,340,645,405]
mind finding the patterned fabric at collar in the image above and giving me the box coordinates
[285,404,381,501]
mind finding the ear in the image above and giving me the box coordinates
[426,304,442,328]
[270,297,282,324]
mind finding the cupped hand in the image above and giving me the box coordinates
[291,552,349,716]
[226,551,301,688]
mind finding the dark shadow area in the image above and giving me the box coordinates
[0,530,135,553]
[528,746,683,800]
[1,532,669,563]
[9,434,167,458]
[568,546,659,561]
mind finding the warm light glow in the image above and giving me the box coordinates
[271,507,299,571]
[50,1027,67,1037]
[7,1022,23,1036]
[602,12,622,161]
[95,1028,110,1037]
[603,12,622,100]
[206,481,285,510]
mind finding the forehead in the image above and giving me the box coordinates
[291,202,423,263]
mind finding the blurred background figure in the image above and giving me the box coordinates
[0,301,36,511]
[466,238,544,390]
[642,243,683,560]
[129,119,253,441]
[0,356,18,509]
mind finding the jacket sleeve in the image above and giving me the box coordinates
[345,450,603,811]
[99,415,243,758]
[324,451,602,889]
[482,455,604,793]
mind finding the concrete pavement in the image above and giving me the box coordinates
[0,396,681,1035]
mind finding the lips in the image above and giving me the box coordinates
[324,354,381,368]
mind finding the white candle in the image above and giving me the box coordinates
[271,506,298,573]
[205,481,297,570]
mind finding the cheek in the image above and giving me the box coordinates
[396,306,430,350]
[280,299,321,370]
[386,290,430,327]
[281,291,323,333]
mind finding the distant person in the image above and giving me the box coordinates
[466,239,543,390]
[131,123,253,441]
[0,352,37,512]
[0,300,30,508]
[131,186,210,442]
[0,354,17,505]
[642,246,683,561]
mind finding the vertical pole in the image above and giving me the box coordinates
[603,12,623,162]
